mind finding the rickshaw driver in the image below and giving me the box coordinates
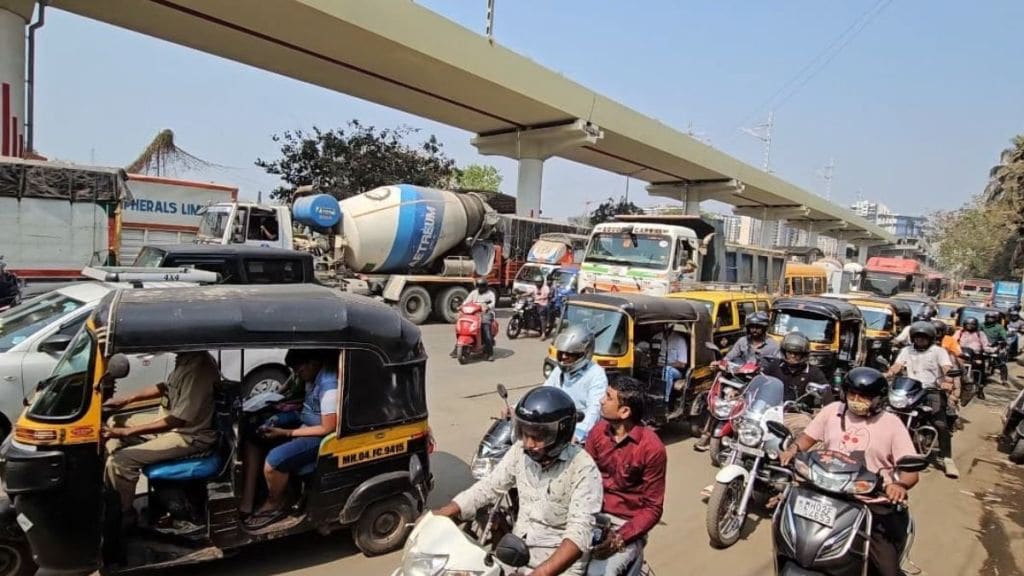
[102,351,221,528]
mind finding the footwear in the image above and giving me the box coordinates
[449,348,457,358]
[700,484,714,498]
[977,387,986,400]
[693,435,711,452]
[943,457,960,479]
[245,507,288,529]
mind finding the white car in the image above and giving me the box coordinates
[0,282,290,437]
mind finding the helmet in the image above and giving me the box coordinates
[909,320,937,341]
[841,367,888,417]
[746,312,770,328]
[984,311,998,324]
[552,324,595,375]
[930,319,947,337]
[513,386,577,462]
[780,332,810,357]
[474,277,488,291]
[1011,311,1021,321]
[913,305,936,322]
[963,317,979,331]
[1011,304,1022,314]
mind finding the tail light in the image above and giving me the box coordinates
[14,426,60,444]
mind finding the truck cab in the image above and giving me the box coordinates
[196,202,294,250]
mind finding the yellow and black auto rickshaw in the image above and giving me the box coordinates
[822,294,912,370]
[0,285,432,576]
[769,296,866,382]
[542,293,716,430]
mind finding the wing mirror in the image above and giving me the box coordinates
[806,382,830,397]
[895,454,929,473]
[766,420,791,442]
[38,333,73,355]
[493,533,531,568]
[104,353,131,380]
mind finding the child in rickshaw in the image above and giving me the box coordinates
[240,349,338,529]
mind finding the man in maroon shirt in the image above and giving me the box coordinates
[584,376,667,575]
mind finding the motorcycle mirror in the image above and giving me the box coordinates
[875,356,891,369]
[576,410,584,423]
[895,454,929,473]
[105,353,131,380]
[496,383,508,400]
[946,369,963,378]
[765,420,791,441]
[806,382,829,396]
[493,533,531,568]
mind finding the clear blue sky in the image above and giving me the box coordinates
[32,0,1024,219]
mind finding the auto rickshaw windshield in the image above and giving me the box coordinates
[770,310,836,343]
[859,307,894,331]
[937,303,960,320]
[560,304,629,356]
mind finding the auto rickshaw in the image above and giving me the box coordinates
[666,287,773,353]
[936,299,970,327]
[768,296,866,383]
[822,294,912,370]
[956,305,1006,329]
[0,284,432,576]
[891,292,937,319]
[542,293,716,431]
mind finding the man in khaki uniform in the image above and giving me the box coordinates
[102,351,220,526]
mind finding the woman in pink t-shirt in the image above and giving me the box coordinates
[781,367,919,576]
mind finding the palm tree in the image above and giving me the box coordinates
[984,135,1024,275]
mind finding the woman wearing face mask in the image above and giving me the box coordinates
[780,367,920,576]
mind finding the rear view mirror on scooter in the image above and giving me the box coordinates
[895,454,929,473]
[766,420,791,443]
[497,383,508,400]
[806,382,829,397]
[493,533,531,568]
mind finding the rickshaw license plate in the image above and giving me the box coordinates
[793,495,836,527]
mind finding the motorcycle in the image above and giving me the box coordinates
[705,374,828,548]
[886,374,960,459]
[469,384,518,545]
[959,348,986,402]
[506,293,548,340]
[455,302,499,364]
[985,340,1007,381]
[999,386,1024,464]
[705,359,760,467]
[768,438,930,576]
[0,255,23,312]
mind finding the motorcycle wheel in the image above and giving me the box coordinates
[457,346,470,365]
[706,478,745,549]
[708,437,725,468]
[507,316,522,339]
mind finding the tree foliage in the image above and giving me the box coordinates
[929,196,1018,279]
[255,121,459,201]
[589,196,644,226]
[456,164,503,192]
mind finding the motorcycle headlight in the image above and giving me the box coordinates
[470,456,496,480]
[401,551,448,576]
[871,340,884,349]
[737,420,763,447]
[888,391,910,410]
[713,399,737,419]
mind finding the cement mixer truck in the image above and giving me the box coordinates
[195,184,499,324]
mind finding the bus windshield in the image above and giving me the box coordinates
[585,232,672,270]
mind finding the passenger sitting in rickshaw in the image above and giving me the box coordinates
[652,326,689,402]
[102,351,221,529]
[240,349,338,529]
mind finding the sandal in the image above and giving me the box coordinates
[244,508,288,529]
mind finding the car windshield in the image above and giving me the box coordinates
[132,246,167,267]
[559,304,629,357]
[0,293,85,352]
[770,309,835,343]
[858,306,894,331]
[585,232,672,270]
[743,374,785,419]
[548,269,577,290]
[515,264,551,284]
[197,207,232,240]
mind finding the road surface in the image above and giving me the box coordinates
[162,320,1024,576]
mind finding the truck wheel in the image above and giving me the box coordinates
[399,286,432,325]
[434,287,468,324]
[0,537,36,576]
[352,496,415,556]
[243,366,290,399]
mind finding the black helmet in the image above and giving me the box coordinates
[930,319,947,337]
[909,320,937,341]
[745,312,770,336]
[1011,311,1021,320]
[963,317,979,331]
[513,386,578,463]
[475,277,489,291]
[913,305,936,322]
[984,311,998,324]
[780,332,810,357]
[1011,304,1022,314]
[841,367,888,417]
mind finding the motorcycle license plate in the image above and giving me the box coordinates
[793,495,837,528]
[728,440,764,458]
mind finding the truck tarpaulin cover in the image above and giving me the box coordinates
[0,157,131,203]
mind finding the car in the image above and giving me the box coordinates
[132,244,317,284]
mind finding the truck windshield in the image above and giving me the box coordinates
[515,264,551,284]
[198,207,232,240]
[559,305,628,357]
[585,233,672,270]
[862,272,911,296]
[937,303,960,320]
[0,293,85,352]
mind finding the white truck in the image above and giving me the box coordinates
[195,184,500,324]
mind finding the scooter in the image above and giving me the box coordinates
[769,438,930,576]
[705,359,760,467]
[999,386,1024,464]
[506,293,546,339]
[0,255,23,312]
[455,302,499,364]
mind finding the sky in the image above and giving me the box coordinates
[31,0,1024,219]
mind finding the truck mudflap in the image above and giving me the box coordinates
[382,276,407,303]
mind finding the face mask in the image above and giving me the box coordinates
[847,397,872,416]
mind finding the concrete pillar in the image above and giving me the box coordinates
[0,0,32,158]
[472,119,603,218]
[857,243,869,265]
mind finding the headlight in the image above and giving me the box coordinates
[470,456,496,480]
[810,467,851,493]
[401,551,448,576]
[871,340,884,349]
[713,399,737,419]
[888,391,910,409]
[737,420,763,447]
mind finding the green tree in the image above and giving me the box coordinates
[255,120,459,202]
[983,135,1024,275]
[930,196,1017,279]
[588,196,644,226]
[456,164,503,192]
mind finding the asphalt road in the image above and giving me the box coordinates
[162,319,1024,576]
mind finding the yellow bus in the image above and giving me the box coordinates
[783,263,828,296]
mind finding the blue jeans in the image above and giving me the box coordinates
[663,366,683,401]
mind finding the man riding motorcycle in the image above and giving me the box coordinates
[1007,309,1023,359]
[584,376,666,576]
[762,332,831,437]
[781,367,921,576]
[982,311,1009,384]
[724,312,781,364]
[436,386,603,576]
[885,321,958,478]
[544,324,610,443]
[956,317,993,399]
[893,306,937,346]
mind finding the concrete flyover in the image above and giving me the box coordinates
[24,0,892,246]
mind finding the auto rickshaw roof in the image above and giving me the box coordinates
[566,292,709,324]
[90,284,423,361]
[771,296,863,321]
